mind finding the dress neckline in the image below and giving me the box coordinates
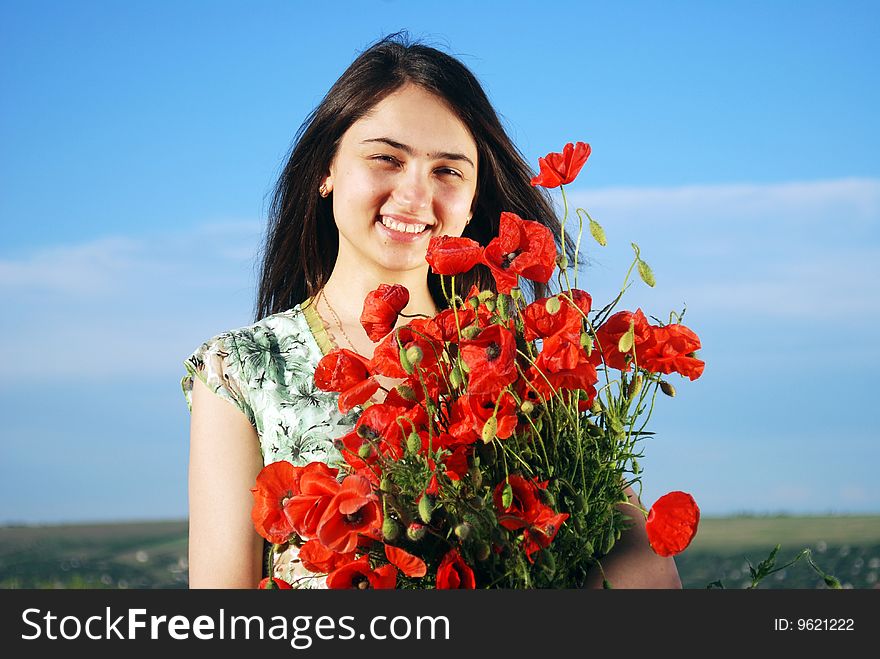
[300,297,335,357]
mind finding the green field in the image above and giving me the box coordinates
[1,515,878,589]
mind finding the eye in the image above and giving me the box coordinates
[435,167,463,179]
[372,154,401,166]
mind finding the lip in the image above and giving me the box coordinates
[375,217,433,243]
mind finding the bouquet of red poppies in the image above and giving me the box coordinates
[251,142,704,589]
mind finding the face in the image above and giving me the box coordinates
[325,84,478,277]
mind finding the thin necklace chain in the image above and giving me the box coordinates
[318,289,358,352]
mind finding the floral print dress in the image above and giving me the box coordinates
[181,299,359,588]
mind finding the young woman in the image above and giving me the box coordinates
[182,34,682,589]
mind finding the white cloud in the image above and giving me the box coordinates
[0,221,264,382]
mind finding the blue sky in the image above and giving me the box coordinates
[1,0,878,523]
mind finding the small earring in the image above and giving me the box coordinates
[465,214,472,226]
[319,182,330,198]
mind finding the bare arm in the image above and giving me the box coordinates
[188,376,264,588]
[583,486,683,589]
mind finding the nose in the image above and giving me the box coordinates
[391,167,430,212]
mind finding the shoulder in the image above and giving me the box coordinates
[182,305,313,413]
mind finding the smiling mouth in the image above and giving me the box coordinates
[377,216,431,234]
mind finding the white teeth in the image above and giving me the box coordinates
[380,216,428,234]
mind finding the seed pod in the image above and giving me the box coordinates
[557,255,569,269]
[477,290,495,303]
[520,400,534,415]
[418,495,434,524]
[660,381,676,397]
[544,296,562,315]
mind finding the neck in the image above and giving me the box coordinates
[320,266,439,326]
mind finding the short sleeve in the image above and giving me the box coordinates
[181,332,255,425]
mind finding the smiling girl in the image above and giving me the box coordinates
[182,33,681,589]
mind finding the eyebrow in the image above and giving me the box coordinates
[361,137,475,169]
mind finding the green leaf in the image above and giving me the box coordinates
[589,218,607,246]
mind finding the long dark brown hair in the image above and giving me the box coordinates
[255,32,576,321]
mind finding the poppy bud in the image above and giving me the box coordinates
[537,488,556,507]
[484,297,496,312]
[627,374,644,400]
[580,332,593,353]
[454,522,472,541]
[477,290,495,303]
[660,381,676,397]
[468,467,483,489]
[468,296,480,310]
[572,492,586,512]
[481,416,498,443]
[631,459,641,475]
[395,383,416,400]
[358,442,374,459]
[497,293,511,320]
[399,344,414,374]
[475,542,491,561]
[501,482,514,509]
[469,494,485,509]
[418,495,434,524]
[380,476,392,492]
[520,400,534,414]
[557,255,569,269]
[406,522,426,542]
[590,399,603,415]
[449,365,463,389]
[382,517,400,542]
[462,324,481,340]
[544,296,562,315]
[406,432,421,455]
[405,345,424,368]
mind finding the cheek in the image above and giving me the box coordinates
[436,185,476,219]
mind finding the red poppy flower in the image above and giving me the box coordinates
[318,474,382,554]
[433,306,476,343]
[522,509,569,562]
[258,577,292,589]
[591,309,653,371]
[640,324,705,381]
[435,549,476,589]
[384,544,427,578]
[282,462,341,539]
[530,141,591,188]
[298,539,355,574]
[426,235,484,275]
[645,491,700,557]
[522,294,586,342]
[370,320,443,379]
[493,474,547,531]
[360,284,410,342]
[483,212,557,294]
[326,556,398,589]
[459,324,518,394]
[314,348,380,413]
[251,460,305,545]
[465,391,518,440]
